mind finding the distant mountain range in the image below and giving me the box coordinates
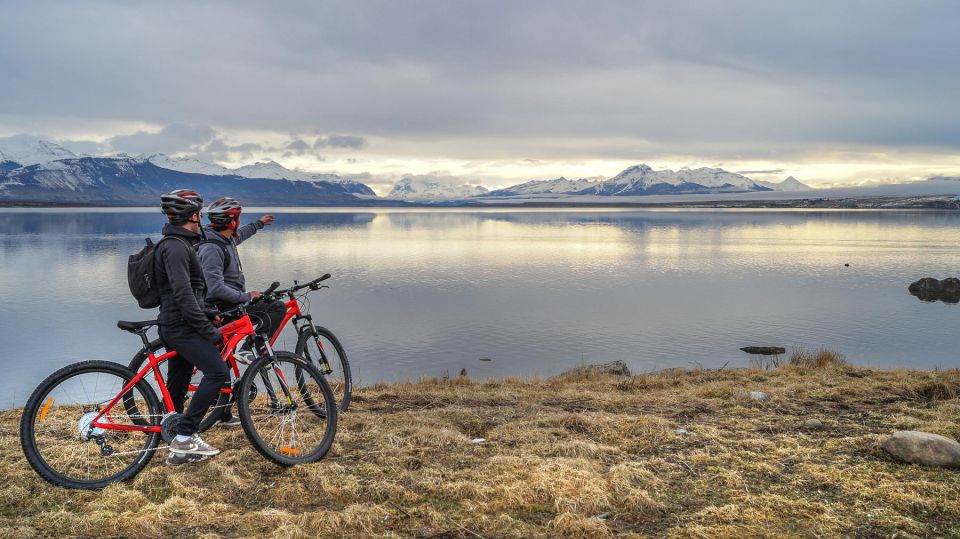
[146,154,375,195]
[388,177,490,200]
[484,166,812,199]
[12,134,959,207]
[0,136,375,205]
[391,165,813,200]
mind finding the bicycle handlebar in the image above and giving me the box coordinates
[263,281,281,295]
[303,273,331,290]
[256,274,332,302]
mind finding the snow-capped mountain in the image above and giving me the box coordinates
[146,155,375,195]
[388,177,489,200]
[0,150,364,206]
[0,135,78,166]
[146,154,234,176]
[233,160,328,181]
[583,165,767,196]
[754,176,813,192]
[482,166,813,198]
[487,177,599,196]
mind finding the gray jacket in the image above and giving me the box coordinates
[197,221,265,307]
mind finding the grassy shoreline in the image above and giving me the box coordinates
[2,364,959,538]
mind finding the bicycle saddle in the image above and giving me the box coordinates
[117,320,159,332]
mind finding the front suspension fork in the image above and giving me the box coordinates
[303,318,334,375]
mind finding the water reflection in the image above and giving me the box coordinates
[2,208,959,408]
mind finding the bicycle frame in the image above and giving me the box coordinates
[270,297,303,347]
[87,315,257,434]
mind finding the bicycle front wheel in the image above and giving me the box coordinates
[20,360,162,489]
[236,351,337,466]
[295,326,352,413]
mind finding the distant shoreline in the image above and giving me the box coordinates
[2,194,959,210]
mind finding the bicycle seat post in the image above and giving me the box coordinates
[135,329,151,351]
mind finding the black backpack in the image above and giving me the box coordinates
[127,236,189,309]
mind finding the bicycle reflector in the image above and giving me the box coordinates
[278,447,301,455]
[39,398,53,422]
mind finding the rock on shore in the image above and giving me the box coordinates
[882,431,960,468]
[561,360,632,377]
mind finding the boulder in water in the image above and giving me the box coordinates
[740,346,786,356]
[908,278,960,304]
[561,360,631,377]
[908,277,941,294]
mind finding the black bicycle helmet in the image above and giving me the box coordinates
[160,189,204,223]
[206,196,243,226]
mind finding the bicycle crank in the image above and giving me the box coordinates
[160,412,184,444]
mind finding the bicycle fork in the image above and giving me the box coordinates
[252,335,297,411]
[298,315,334,376]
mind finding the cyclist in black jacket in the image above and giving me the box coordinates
[156,189,227,463]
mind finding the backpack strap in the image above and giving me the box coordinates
[198,239,232,271]
[152,235,195,291]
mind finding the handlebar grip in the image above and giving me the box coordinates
[314,273,331,284]
[264,281,281,295]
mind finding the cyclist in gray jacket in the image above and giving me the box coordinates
[197,197,282,424]
[198,197,272,307]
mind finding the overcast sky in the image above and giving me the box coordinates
[1,1,958,192]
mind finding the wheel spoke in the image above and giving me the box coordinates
[237,353,336,464]
[23,363,161,488]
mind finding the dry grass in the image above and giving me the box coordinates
[3,364,960,538]
[789,347,848,368]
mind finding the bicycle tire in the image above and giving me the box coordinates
[294,326,352,413]
[236,351,337,466]
[20,360,162,489]
[125,339,232,432]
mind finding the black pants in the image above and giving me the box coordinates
[247,299,286,340]
[160,323,229,436]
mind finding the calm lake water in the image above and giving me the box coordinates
[1,207,958,407]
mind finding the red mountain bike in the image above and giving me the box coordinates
[127,274,352,417]
[19,301,337,490]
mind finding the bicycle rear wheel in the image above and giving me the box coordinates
[236,351,337,466]
[295,326,352,413]
[20,360,162,489]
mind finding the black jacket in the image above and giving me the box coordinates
[156,224,222,343]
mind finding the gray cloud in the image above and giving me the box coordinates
[314,135,367,149]
[737,169,786,175]
[280,138,312,158]
[59,139,104,155]
[185,137,265,162]
[0,1,958,163]
[108,123,216,155]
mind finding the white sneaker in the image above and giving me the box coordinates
[168,434,221,456]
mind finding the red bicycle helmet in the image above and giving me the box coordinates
[206,196,243,229]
